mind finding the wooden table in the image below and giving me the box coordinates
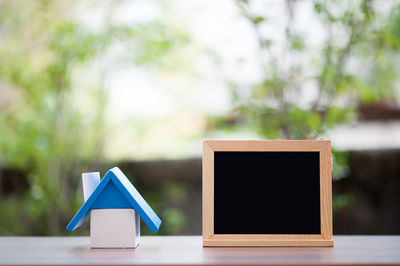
[0,236,399,265]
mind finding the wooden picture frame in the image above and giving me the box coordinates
[202,140,333,247]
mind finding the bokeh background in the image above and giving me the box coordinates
[0,0,400,236]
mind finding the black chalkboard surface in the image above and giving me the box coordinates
[214,151,321,234]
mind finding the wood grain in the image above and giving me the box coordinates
[202,142,214,239]
[203,238,334,247]
[0,236,399,265]
[202,140,333,246]
[320,141,333,239]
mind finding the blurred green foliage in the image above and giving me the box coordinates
[211,0,400,140]
[0,0,106,235]
[0,0,190,235]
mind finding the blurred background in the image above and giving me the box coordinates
[0,0,400,236]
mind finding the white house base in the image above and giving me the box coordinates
[90,209,140,248]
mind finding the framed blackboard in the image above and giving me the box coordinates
[202,140,333,247]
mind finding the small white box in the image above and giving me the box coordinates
[90,209,140,248]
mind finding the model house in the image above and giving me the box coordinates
[66,167,161,248]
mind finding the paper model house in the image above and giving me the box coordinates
[66,167,161,248]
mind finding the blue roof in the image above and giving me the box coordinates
[66,167,161,233]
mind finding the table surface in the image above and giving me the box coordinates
[0,236,399,265]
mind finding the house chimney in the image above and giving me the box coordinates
[82,172,100,201]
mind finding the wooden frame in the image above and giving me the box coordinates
[202,140,333,247]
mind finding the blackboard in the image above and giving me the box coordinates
[202,140,333,246]
[214,151,320,234]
